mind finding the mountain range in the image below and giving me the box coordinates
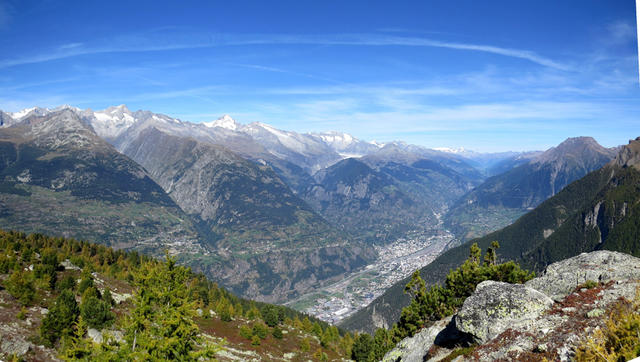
[0,104,624,310]
[0,105,489,303]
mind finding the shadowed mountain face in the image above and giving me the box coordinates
[0,110,203,254]
[445,137,617,242]
[120,127,376,302]
[302,158,421,243]
[0,112,16,127]
[341,137,639,334]
[301,155,480,243]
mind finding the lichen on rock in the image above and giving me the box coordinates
[454,280,553,344]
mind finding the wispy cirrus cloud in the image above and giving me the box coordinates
[606,21,636,44]
[0,32,568,70]
[224,63,348,85]
[59,42,84,50]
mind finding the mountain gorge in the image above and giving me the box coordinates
[302,158,423,243]
[341,137,639,334]
[120,126,371,302]
[300,149,483,243]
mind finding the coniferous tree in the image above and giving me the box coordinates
[252,322,269,339]
[262,305,280,327]
[300,337,311,352]
[373,328,394,360]
[339,332,354,358]
[121,254,221,360]
[351,333,374,362]
[80,295,114,329]
[58,275,76,292]
[41,289,80,346]
[5,269,35,306]
[272,326,284,339]
[102,288,115,306]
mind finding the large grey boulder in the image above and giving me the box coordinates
[454,280,553,344]
[382,316,452,362]
[0,336,32,357]
[526,250,640,302]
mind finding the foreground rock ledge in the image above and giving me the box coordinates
[384,250,640,361]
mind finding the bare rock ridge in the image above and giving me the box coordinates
[383,250,640,361]
[615,136,640,169]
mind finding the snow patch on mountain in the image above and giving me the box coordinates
[310,131,355,150]
[243,122,308,152]
[434,147,472,154]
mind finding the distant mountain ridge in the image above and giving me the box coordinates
[2,106,382,303]
[7,105,490,244]
[444,137,616,241]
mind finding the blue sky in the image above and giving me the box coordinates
[0,0,638,152]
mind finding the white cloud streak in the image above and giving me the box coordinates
[0,33,568,70]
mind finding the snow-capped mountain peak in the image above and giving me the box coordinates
[203,114,240,130]
[53,104,82,112]
[10,106,50,120]
[90,105,138,140]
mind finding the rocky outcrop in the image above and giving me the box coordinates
[382,317,452,362]
[384,250,640,361]
[615,136,640,169]
[526,250,640,302]
[454,281,554,344]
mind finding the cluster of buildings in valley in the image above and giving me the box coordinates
[302,230,454,324]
